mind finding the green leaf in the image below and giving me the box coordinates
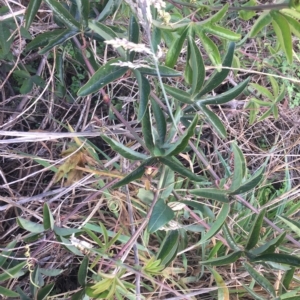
[208,267,230,300]
[209,4,229,23]
[128,15,139,61]
[39,29,78,54]
[163,84,193,104]
[190,188,229,203]
[251,232,286,256]
[200,203,230,243]
[249,11,273,37]
[157,230,179,266]
[229,166,265,195]
[151,98,166,145]
[17,217,45,233]
[44,0,80,29]
[0,240,17,267]
[96,0,121,22]
[16,287,33,300]
[165,27,188,68]
[282,267,295,292]
[245,209,266,250]
[148,198,175,233]
[230,141,247,191]
[43,203,54,230]
[78,256,89,287]
[0,261,27,282]
[250,253,300,268]
[76,0,89,28]
[53,225,81,236]
[200,106,227,138]
[101,135,149,160]
[25,0,42,30]
[271,11,293,64]
[142,106,155,153]
[164,114,198,156]
[39,268,64,276]
[223,223,241,251]
[37,283,54,300]
[197,77,250,104]
[112,158,156,189]
[188,36,205,96]
[25,29,65,52]
[158,156,205,182]
[243,262,276,297]
[250,83,275,101]
[137,65,181,77]
[241,283,267,300]
[201,251,242,266]
[56,235,84,256]
[197,42,235,98]
[77,58,128,96]
[0,286,19,297]
[204,24,241,41]
[278,215,300,237]
[238,0,257,20]
[284,14,300,38]
[134,70,151,121]
[20,78,34,94]
[197,30,222,69]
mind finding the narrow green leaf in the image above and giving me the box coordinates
[43,203,54,230]
[163,84,193,104]
[148,198,175,233]
[137,65,181,77]
[197,77,250,104]
[25,29,65,52]
[0,286,19,297]
[243,262,276,297]
[17,217,45,233]
[39,29,78,54]
[241,283,267,300]
[20,78,34,94]
[190,188,229,203]
[53,225,81,236]
[112,158,156,189]
[0,240,17,268]
[250,83,275,101]
[188,36,205,95]
[134,70,150,121]
[76,0,89,27]
[284,14,300,38]
[39,268,64,276]
[157,230,179,266]
[208,267,230,300]
[282,267,295,292]
[197,42,235,98]
[158,156,205,182]
[44,0,80,29]
[37,283,54,300]
[25,0,42,30]
[101,135,149,160]
[223,223,241,251]
[200,203,230,243]
[230,141,246,191]
[239,0,257,20]
[165,27,188,68]
[229,166,264,195]
[251,253,300,268]
[275,85,286,104]
[257,107,272,122]
[77,58,128,96]
[128,15,139,61]
[201,251,242,266]
[78,256,89,287]
[96,0,121,22]
[56,235,84,256]
[151,98,166,145]
[271,11,292,64]
[204,24,241,41]
[197,30,222,69]
[0,261,27,281]
[200,106,227,138]
[142,106,155,153]
[279,215,300,237]
[251,232,286,256]
[245,209,266,250]
[16,287,32,300]
[164,114,198,156]
[269,76,279,98]
[209,4,229,23]
[249,11,273,37]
